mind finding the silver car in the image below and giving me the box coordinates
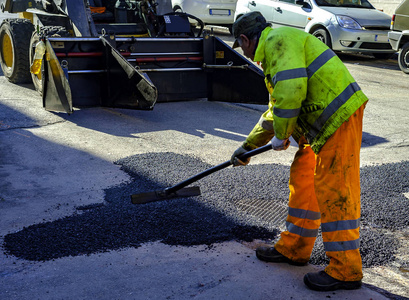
[235,0,395,58]
[172,0,237,31]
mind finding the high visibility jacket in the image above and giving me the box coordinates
[243,27,368,153]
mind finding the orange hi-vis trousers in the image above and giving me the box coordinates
[275,103,366,282]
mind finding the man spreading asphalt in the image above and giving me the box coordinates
[230,12,368,291]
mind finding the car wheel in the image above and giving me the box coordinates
[312,28,331,48]
[0,18,34,83]
[227,25,233,35]
[398,42,409,74]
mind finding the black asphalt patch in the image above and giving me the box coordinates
[2,153,409,270]
[361,162,409,230]
[2,153,278,261]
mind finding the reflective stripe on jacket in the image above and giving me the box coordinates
[244,27,368,153]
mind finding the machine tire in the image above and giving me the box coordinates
[30,26,70,95]
[0,18,34,83]
[398,42,409,74]
[39,26,71,38]
[312,28,332,49]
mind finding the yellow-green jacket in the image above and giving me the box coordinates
[243,27,368,153]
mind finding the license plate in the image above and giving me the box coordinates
[209,9,231,16]
[374,34,389,43]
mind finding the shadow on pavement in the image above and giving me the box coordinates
[364,283,409,300]
[338,52,400,71]
[54,102,263,142]
[362,131,388,147]
[52,103,390,148]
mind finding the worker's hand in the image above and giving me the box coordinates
[271,136,290,151]
[230,146,251,166]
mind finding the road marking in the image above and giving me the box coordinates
[214,128,248,138]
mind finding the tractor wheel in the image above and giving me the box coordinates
[29,26,70,95]
[0,18,34,83]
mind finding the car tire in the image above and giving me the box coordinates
[312,28,331,48]
[0,18,34,83]
[227,25,233,35]
[398,42,409,74]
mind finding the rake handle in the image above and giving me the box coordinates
[165,143,273,195]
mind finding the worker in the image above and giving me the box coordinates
[230,12,368,291]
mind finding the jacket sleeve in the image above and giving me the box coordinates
[243,96,305,150]
[243,100,275,150]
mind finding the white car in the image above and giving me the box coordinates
[235,0,395,58]
[171,0,237,31]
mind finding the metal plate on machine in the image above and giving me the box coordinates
[215,51,224,59]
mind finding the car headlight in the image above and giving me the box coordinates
[336,15,362,29]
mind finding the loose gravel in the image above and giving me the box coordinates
[3,153,408,270]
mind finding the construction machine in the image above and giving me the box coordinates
[0,0,268,114]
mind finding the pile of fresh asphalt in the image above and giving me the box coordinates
[3,152,409,271]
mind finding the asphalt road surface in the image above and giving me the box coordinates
[0,19,408,300]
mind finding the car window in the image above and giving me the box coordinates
[299,0,312,9]
[315,0,374,9]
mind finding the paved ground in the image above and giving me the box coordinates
[0,18,408,300]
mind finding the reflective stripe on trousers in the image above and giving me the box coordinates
[275,103,366,281]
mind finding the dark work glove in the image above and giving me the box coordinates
[230,146,251,166]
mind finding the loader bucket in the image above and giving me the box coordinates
[2,0,268,114]
[105,32,269,104]
[43,36,157,112]
[43,33,268,113]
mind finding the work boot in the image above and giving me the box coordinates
[304,271,362,291]
[255,246,307,266]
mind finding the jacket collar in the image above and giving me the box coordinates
[254,27,273,63]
